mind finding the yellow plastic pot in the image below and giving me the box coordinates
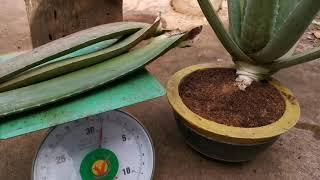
[167,64,300,162]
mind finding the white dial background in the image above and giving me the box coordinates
[33,110,155,180]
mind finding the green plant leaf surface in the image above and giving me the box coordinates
[240,0,278,54]
[0,31,189,118]
[252,0,320,63]
[197,0,253,63]
[53,37,120,61]
[228,0,242,44]
[0,21,161,92]
[240,0,247,18]
[272,0,303,36]
[271,47,320,69]
[0,22,149,83]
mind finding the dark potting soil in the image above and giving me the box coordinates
[179,68,285,128]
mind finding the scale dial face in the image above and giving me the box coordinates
[33,110,155,180]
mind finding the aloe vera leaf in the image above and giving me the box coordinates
[0,20,161,92]
[0,29,193,118]
[252,0,320,63]
[0,39,120,64]
[240,0,247,18]
[197,0,253,64]
[53,37,120,61]
[0,22,149,83]
[227,0,243,44]
[272,0,303,36]
[279,40,300,59]
[239,0,278,54]
[271,47,320,70]
[0,40,119,92]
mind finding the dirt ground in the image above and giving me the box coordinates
[0,0,32,54]
[0,0,320,179]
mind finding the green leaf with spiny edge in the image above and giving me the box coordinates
[240,0,247,29]
[252,0,320,63]
[227,0,242,44]
[240,0,247,18]
[239,0,278,54]
[272,0,303,37]
[227,0,248,45]
[197,0,254,64]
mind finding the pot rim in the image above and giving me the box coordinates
[167,63,300,144]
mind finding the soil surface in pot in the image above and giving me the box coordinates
[179,68,285,128]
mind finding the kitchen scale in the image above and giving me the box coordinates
[32,110,155,180]
[0,51,165,180]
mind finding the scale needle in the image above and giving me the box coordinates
[98,117,103,148]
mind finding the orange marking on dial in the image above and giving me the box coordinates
[92,160,108,176]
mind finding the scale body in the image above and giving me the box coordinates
[32,110,155,180]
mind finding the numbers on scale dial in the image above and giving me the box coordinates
[55,154,66,165]
[122,134,127,142]
[85,126,95,135]
[122,167,131,175]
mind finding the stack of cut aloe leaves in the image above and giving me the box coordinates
[0,18,199,118]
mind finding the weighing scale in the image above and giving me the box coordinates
[0,51,165,179]
[33,110,155,180]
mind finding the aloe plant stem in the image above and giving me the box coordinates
[271,47,320,70]
[235,61,274,90]
[197,0,254,64]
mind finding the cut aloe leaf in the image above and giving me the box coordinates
[0,22,149,83]
[0,20,161,92]
[0,29,193,118]
[54,37,120,61]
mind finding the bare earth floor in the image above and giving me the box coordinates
[0,0,319,179]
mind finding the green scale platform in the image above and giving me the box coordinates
[0,51,165,139]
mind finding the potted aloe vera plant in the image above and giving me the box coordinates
[167,0,320,162]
